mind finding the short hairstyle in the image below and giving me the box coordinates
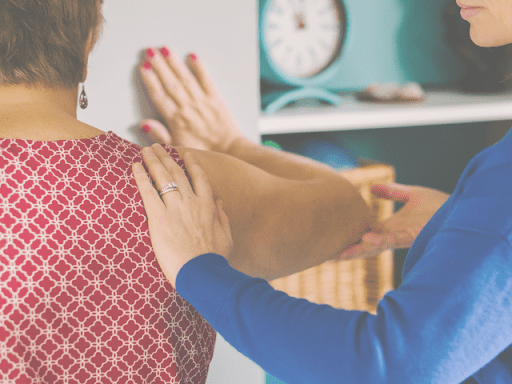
[0,0,103,88]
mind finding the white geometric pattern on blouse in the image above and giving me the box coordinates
[0,132,215,384]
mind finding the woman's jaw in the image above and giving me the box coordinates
[457,1,512,47]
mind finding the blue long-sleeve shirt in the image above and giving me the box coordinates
[176,129,512,383]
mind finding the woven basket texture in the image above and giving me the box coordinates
[270,163,395,314]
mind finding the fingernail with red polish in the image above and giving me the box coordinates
[143,61,152,70]
[146,48,155,58]
[141,124,151,133]
[160,46,170,58]
[189,53,197,61]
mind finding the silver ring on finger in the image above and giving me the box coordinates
[159,182,179,196]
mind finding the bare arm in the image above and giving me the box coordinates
[150,144,371,281]
[139,48,349,182]
[139,47,371,277]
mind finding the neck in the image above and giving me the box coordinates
[0,83,79,118]
[0,83,103,141]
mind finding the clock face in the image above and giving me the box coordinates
[262,0,345,79]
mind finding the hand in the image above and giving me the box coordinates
[340,183,450,259]
[140,47,245,153]
[132,144,233,287]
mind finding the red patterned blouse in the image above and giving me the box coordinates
[0,132,215,384]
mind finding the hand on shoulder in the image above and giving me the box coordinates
[132,144,233,287]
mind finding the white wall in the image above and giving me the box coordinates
[79,0,260,145]
[79,1,264,383]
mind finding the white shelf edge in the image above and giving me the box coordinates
[258,91,512,135]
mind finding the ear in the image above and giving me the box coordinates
[81,30,95,83]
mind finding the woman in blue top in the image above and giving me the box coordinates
[133,1,512,382]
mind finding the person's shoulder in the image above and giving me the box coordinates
[103,136,189,176]
[105,135,179,158]
[465,143,512,190]
[95,131,136,151]
[444,141,512,238]
[456,128,512,191]
[480,128,512,167]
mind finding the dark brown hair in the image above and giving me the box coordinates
[0,0,103,88]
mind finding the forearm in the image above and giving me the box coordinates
[226,137,347,182]
[242,177,371,280]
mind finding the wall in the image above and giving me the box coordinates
[79,0,260,145]
[79,1,264,383]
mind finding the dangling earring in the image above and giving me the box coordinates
[79,84,88,109]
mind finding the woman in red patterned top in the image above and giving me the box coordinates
[0,0,371,382]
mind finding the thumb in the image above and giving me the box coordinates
[140,119,172,145]
[371,183,412,203]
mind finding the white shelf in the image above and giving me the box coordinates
[258,90,512,135]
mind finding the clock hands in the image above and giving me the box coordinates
[288,0,307,30]
[265,0,343,78]
[297,13,306,29]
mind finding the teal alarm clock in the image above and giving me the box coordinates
[259,0,347,111]
[259,0,467,112]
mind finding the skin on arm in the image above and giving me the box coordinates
[150,144,372,281]
[139,47,373,276]
[140,48,451,260]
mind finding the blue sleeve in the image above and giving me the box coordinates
[177,233,512,384]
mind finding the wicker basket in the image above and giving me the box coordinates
[270,163,395,314]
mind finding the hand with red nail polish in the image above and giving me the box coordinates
[160,47,170,58]
[140,119,172,145]
[146,48,156,58]
[139,48,245,153]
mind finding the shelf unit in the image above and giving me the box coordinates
[259,90,512,135]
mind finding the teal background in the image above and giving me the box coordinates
[259,0,467,91]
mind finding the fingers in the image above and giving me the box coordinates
[186,52,220,96]
[132,162,166,214]
[145,48,191,108]
[339,241,385,260]
[148,145,194,192]
[339,227,415,260]
[371,183,412,202]
[141,146,193,203]
[140,60,179,121]
[160,46,205,102]
[362,231,414,249]
[181,151,214,199]
[140,119,172,145]
[151,144,213,203]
